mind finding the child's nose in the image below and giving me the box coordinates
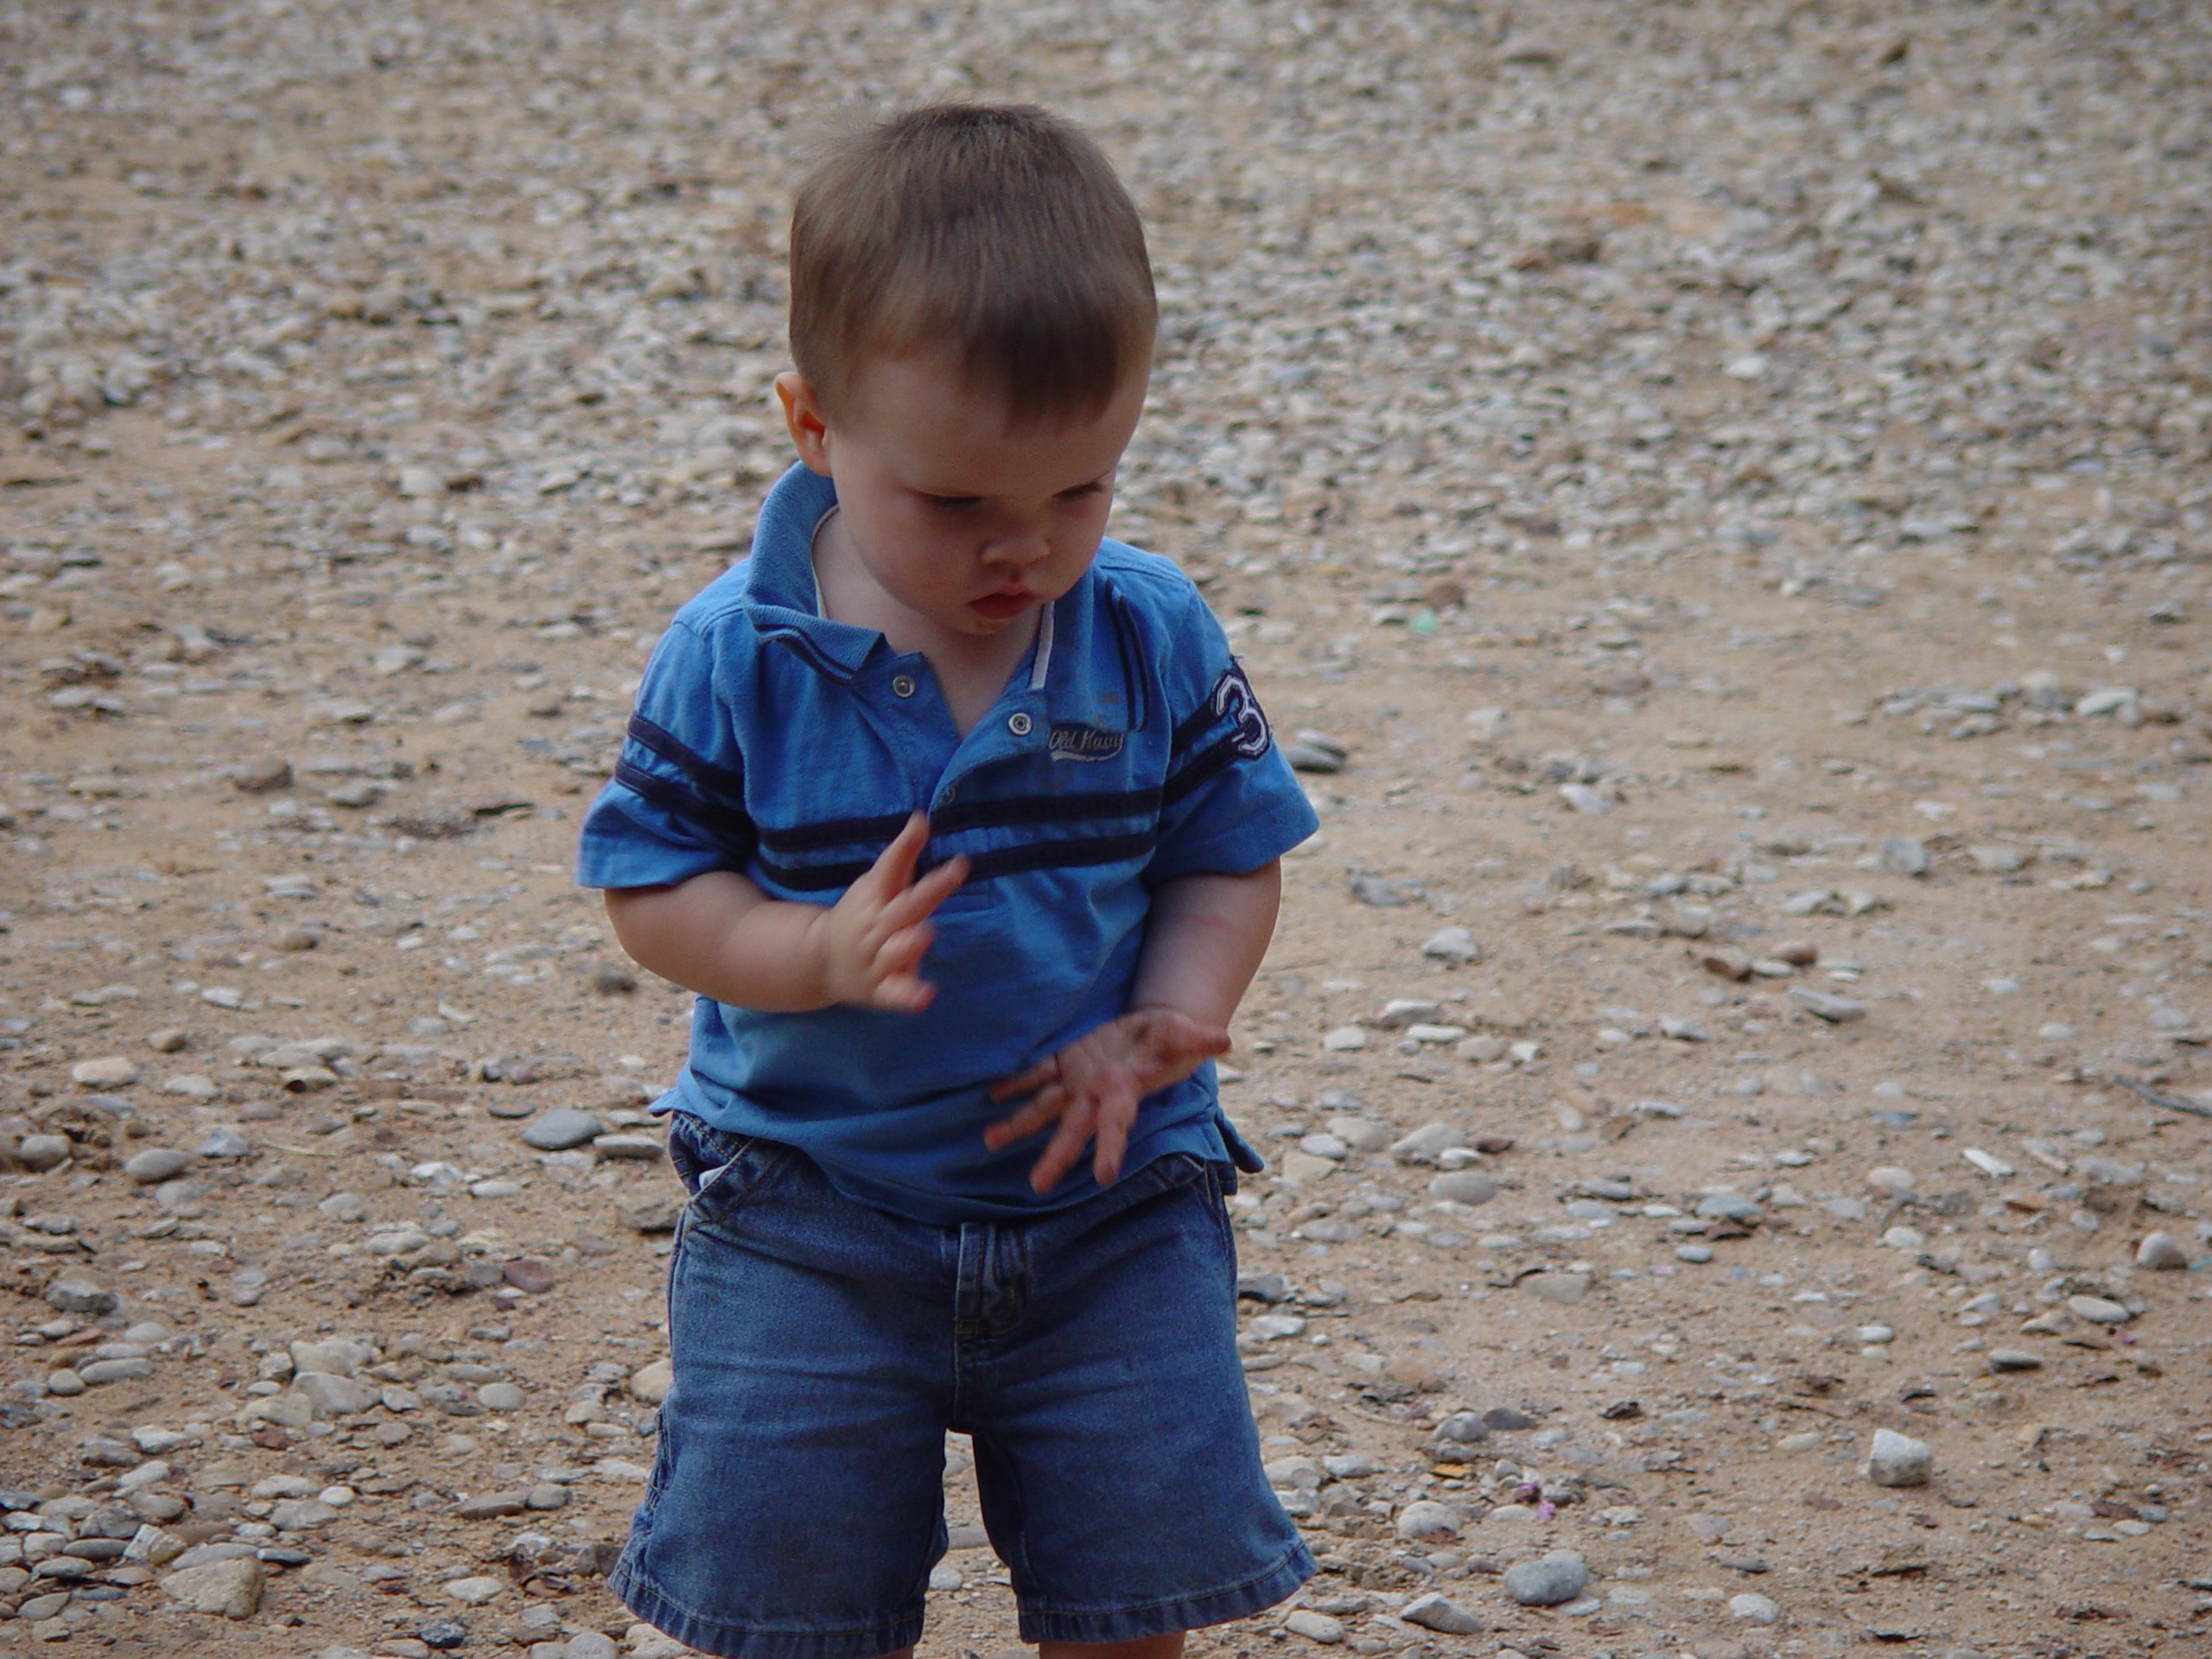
[985,523,1052,568]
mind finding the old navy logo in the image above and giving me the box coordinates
[1209,660,1274,760]
[1048,723,1126,762]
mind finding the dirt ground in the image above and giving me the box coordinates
[2,3,2209,1657]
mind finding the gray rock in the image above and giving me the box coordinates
[1986,1349,2043,1373]
[289,1372,380,1417]
[197,1129,251,1158]
[1789,987,1866,1023]
[1503,1554,1587,1607]
[16,1135,72,1172]
[123,1147,194,1184]
[1390,1122,1467,1165]
[1394,1499,1462,1540]
[1284,1609,1346,1643]
[443,1573,505,1605]
[454,1491,528,1521]
[2137,1231,2191,1270]
[1399,1592,1484,1635]
[1427,1171,1496,1206]
[290,1338,374,1377]
[76,1357,155,1386]
[1419,926,1480,963]
[1881,836,1930,876]
[1522,1273,1592,1305]
[520,1109,605,1152]
[160,1554,264,1618]
[477,1382,526,1412]
[565,1634,620,1659]
[1866,1428,1933,1487]
[1695,1192,1761,1222]
[43,1276,117,1315]
[2065,1294,2131,1324]
[1730,1592,1781,1625]
[268,1498,339,1531]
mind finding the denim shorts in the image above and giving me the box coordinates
[609,1116,1313,1659]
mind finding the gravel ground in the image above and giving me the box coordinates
[3,3,2210,1658]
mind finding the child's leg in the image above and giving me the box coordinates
[958,1155,1311,1649]
[615,1126,962,1659]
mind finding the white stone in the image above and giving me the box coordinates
[1866,1428,1933,1487]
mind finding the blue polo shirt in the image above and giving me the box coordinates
[575,464,1318,1223]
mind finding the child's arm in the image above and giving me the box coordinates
[986,860,1281,1192]
[604,813,968,1014]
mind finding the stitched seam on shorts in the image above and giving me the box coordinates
[1018,1538,1311,1622]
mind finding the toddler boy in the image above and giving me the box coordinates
[577,103,1317,1659]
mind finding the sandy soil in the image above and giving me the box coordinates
[2,3,2209,1658]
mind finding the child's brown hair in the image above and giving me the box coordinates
[788,103,1156,427]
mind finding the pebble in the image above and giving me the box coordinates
[1986,1349,2044,1373]
[2065,1294,2132,1325]
[1428,1171,1496,1206]
[1881,837,1931,876]
[1418,926,1479,963]
[1522,1272,1592,1305]
[1324,1116,1390,1153]
[16,1135,72,1171]
[502,1259,556,1294]
[1729,1592,1781,1625]
[1399,1591,1484,1635]
[159,1554,264,1618]
[1285,1609,1346,1643]
[69,1056,139,1089]
[443,1574,506,1605]
[629,1359,673,1406]
[1866,1166,1917,1197]
[1866,1428,1934,1487]
[1393,1499,1462,1540]
[1502,1554,1587,1607]
[478,1382,528,1412]
[1674,1244,1713,1264]
[565,1636,620,1659]
[520,1109,606,1151]
[1789,987,1866,1023]
[1391,1122,1467,1164]
[123,1147,194,1184]
[2137,1231,2191,1270]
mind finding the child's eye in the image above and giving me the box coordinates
[1058,482,1105,501]
[925,495,980,512]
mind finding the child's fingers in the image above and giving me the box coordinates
[1090,1084,1138,1186]
[1027,1098,1098,1193]
[869,972,936,1013]
[982,1082,1070,1147]
[861,811,931,898]
[987,1051,1060,1103]
[880,855,968,933]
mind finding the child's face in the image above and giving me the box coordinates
[776,352,1147,645]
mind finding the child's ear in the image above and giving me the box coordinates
[776,372,834,476]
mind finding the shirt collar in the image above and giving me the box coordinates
[744,462,1109,720]
[743,464,882,681]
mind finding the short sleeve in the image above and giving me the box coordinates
[575,620,759,891]
[1146,582,1319,884]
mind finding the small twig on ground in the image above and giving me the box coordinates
[2107,1075,2212,1120]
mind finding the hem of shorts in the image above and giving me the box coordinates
[610,1560,925,1659]
[1014,1539,1316,1645]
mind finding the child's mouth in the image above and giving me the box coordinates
[969,588,1033,620]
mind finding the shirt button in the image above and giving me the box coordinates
[891,674,917,699]
[1007,712,1033,736]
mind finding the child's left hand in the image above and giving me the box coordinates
[985,1006,1230,1193]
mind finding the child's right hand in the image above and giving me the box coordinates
[807,812,968,1013]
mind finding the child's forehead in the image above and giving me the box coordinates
[838,351,1147,485]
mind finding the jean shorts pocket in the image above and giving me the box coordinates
[675,1128,796,1231]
